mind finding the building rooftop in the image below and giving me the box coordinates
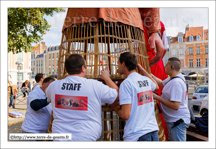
[32,44,39,51]
[36,53,44,58]
[170,25,208,44]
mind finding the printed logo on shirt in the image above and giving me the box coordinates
[137,90,153,106]
[55,94,88,111]
[138,80,149,87]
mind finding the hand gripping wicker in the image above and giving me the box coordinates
[47,20,166,141]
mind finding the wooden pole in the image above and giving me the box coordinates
[94,23,99,77]
[127,26,133,53]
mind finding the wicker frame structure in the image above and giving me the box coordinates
[47,21,166,141]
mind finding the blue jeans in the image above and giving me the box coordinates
[166,121,189,141]
[21,89,30,96]
[9,95,14,106]
[138,131,159,141]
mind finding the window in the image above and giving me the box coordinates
[189,36,194,42]
[45,55,47,65]
[39,60,40,67]
[205,46,208,54]
[45,64,47,73]
[17,73,23,81]
[172,50,177,56]
[189,48,193,55]
[195,86,208,93]
[17,52,23,61]
[49,54,51,59]
[41,60,43,66]
[196,47,200,55]
[17,65,23,70]
[180,49,184,55]
[56,68,58,73]
[53,53,54,58]
[197,59,200,67]
[189,59,193,68]
[56,59,58,66]
[52,60,54,66]
[206,58,208,67]
[56,53,58,59]
[33,61,35,66]
[49,68,51,74]
[49,60,51,66]
[196,35,201,41]
[36,61,38,66]
[41,68,43,73]
[178,37,183,43]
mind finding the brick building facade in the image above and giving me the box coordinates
[169,25,208,75]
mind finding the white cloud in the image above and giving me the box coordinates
[160,8,208,37]
[38,8,209,45]
[46,11,67,31]
[41,11,67,46]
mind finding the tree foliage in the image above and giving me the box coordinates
[8,8,65,53]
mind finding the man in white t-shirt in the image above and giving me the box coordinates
[32,73,45,90]
[111,52,160,141]
[46,54,118,141]
[21,77,56,134]
[151,57,190,141]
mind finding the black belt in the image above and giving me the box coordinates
[171,118,184,129]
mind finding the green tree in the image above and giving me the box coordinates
[8,8,65,53]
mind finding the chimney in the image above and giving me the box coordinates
[186,24,189,31]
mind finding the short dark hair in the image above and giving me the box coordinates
[65,54,86,74]
[42,77,55,84]
[168,57,181,71]
[119,52,137,71]
[35,73,44,83]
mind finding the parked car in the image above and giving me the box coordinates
[199,96,208,116]
[192,85,208,110]
[49,74,58,79]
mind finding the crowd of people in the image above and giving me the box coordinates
[8,8,192,141]
[16,52,190,141]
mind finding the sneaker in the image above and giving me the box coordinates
[12,105,15,108]
[9,105,11,107]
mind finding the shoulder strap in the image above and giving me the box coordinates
[165,76,188,92]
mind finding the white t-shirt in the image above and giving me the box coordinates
[119,72,159,141]
[161,73,190,124]
[21,87,52,133]
[32,83,41,90]
[162,30,169,50]
[46,75,117,141]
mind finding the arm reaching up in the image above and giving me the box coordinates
[137,64,159,91]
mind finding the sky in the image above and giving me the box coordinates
[37,7,208,47]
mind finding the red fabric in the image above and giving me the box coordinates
[62,8,144,32]
[160,21,167,57]
[143,21,169,141]
[160,21,165,39]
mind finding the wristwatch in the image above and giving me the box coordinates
[149,31,161,38]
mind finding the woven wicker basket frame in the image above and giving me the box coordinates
[47,21,166,141]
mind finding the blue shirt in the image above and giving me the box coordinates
[119,72,159,141]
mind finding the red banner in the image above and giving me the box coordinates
[137,90,153,106]
[55,94,88,111]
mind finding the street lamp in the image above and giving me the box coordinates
[16,61,24,97]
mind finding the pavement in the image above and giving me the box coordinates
[8,94,27,125]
